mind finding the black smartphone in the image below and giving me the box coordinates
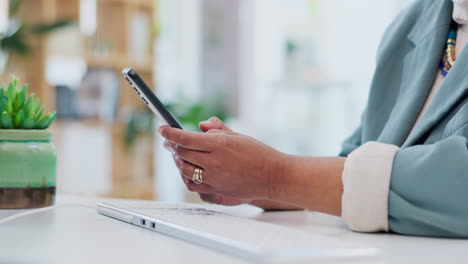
[122,68,182,129]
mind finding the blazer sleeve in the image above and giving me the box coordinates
[389,133,468,238]
[339,125,363,157]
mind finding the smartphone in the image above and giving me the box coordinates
[122,68,182,129]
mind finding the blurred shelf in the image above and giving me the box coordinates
[53,119,155,200]
[99,0,154,9]
[9,0,157,200]
[84,52,153,74]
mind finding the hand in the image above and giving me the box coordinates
[197,117,249,206]
[159,117,285,201]
[166,117,251,206]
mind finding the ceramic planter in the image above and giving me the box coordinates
[0,130,56,209]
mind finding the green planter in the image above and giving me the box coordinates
[0,130,56,209]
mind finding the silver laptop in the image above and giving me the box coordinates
[97,200,380,263]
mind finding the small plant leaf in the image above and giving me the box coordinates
[13,110,25,128]
[11,75,18,88]
[13,87,27,112]
[0,111,13,129]
[44,112,56,129]
[21,84,29,95]
[22,111,36,129]
[6,98,13,115]
[36,114,49,129]
[37,112,56,129]
[9,76,20,101]
[0,97,7,113]
[34,105,45,126]
[6,83,16,102]
[22,94,35,117]
[32,98,41,113]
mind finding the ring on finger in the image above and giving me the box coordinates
[192,167,203,184]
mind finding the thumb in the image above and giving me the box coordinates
[199,193,246,206]
[199,117,232,132]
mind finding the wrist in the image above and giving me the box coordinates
[266,152,292,200]
[265,155,345,215]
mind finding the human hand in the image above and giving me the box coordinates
[168,116,248,205]
[159,119,285,201]
[197,117,249,205]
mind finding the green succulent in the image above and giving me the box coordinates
[0,76,56,130]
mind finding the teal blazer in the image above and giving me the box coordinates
[340,0,468,238]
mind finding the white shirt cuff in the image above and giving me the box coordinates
[341,141,400,232]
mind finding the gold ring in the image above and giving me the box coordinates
[192,168,203,184]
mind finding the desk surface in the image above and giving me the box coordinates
[1,195,467,264]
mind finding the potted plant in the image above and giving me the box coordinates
[0,76,56,209]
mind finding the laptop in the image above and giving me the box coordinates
[97,200,380,263]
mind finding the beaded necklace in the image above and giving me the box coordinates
[439,21,459,77]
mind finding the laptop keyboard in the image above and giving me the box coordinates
[106,201,337,249]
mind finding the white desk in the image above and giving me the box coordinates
[1,195,467,264]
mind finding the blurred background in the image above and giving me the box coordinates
[0,0,414,202]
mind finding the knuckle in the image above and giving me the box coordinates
[175,146,186,157]
[210,116,220,123]
[173,144,180,154]
[178,134,190,147]
[165,141,174,152]
[212,158,222,170]
[187,183,196,192]
[168,141,176,150]
[182,177,190,186]
[213,134,223,144]
[180,173,188,182]
[175,148,190,162]
[174,156,183,169]
[207,129,222,134]
[218,135,229,147]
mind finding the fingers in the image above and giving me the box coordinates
[172,154,199,180]
[158,126,217,151]
[164,140,176,152]
[199,193,222,204]
[198,193,247,206]
[181,178,217,193]
[199,116,232,132]
[171,152,215,185]
[164,140,210,170]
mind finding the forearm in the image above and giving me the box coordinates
[269,155,345,216]
[249,200,303,211]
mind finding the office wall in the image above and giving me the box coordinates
[155,0,415,202]
[237,0,414,155]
